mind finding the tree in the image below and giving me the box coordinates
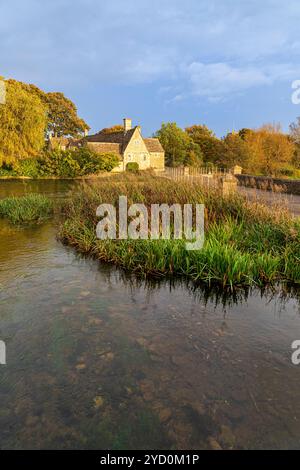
[0,79,47,163]
[185,147,203,167]
[221,132,251,168]
[101,125,124,134]
[238,128,252,141]
[185,124,224,164]
[290,117,300,144]
[289,117,300,168]
[7,80,89,139]
[155,122,202,167]
[45,92,89,138]
[243,124,295,175]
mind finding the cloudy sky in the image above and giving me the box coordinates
[1,0,300,136]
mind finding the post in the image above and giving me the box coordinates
[232,165,242,175]
[221,174,238,196]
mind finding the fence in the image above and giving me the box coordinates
[163,166,228,183]
[162,166,238,194]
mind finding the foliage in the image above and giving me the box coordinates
[0,79,47,164]
[0,194,53,224]
[0,162,17,177]
[44,92,89,138]
[186,125,224,165]
[155,122,203,167]
[290,117,300,144]
[14,158,40,178]
[126,162,139,171]
[101,125,124,134]
[95,153,120,172]
[222,132,251,168]
[38,147,119,177]
[0,147,119,178]
[38,149,80,177]
[242,124,294,176]
[59,173,300,287]
[0,77,90,165]
[186,122,296,175]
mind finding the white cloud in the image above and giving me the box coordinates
[2,0,300,98]
[184,62,270,97]
[177,61,300,100]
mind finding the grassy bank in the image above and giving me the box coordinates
[0,194,53,224]
[59,173,300,287]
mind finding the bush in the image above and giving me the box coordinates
[277,166,300,179]
[0,162,17,177]
[72,148,119,174]
[126,162,139,172]
[38,147,119,177]
[14,158,40,178]
[97,153,120,172]
[38,149,80,177]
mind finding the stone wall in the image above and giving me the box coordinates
[149,152,165,170]
[123,127,151,170]
[236,174,300,195]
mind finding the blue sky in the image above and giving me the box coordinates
[1,0,300,136]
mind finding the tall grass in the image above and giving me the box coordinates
[59,173,300,287]
[0,193,53,224]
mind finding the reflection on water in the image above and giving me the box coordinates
[0,178,77,200]
[1,180,300,449]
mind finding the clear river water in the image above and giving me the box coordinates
[1,179,300,449]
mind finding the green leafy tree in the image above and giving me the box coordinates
[0,79,47,163]
[185,125,224,164]
[155,122,202,167]
[38,147,119,177]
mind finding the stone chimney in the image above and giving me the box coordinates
[123,118,132,132]
[84,128,89,137]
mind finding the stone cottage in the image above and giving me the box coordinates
[84,118,165,172]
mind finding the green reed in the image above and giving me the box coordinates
[59,173,300,287]
[0,193,53,224]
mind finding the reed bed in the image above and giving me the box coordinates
[59,173,300,287]
[0,193,53,224]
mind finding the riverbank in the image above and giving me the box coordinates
[0,173,115,181]
[59,173,300,288]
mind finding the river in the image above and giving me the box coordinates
[1,180,300,449]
